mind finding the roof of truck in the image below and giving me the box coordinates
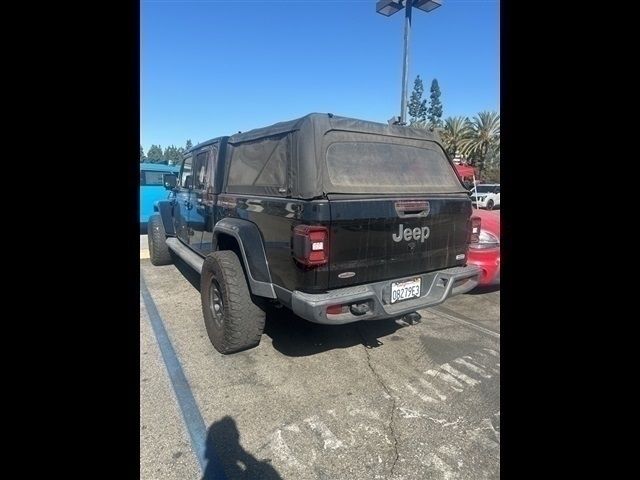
[179,113,462,199]
[185,136,227,155]
[227,112,442,144]
[186,113,443,154]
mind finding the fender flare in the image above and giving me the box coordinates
[153,200,175,236]
[213,218,276,299]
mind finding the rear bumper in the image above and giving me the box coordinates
[290,265,482,325]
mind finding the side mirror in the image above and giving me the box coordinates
[163,174,177,190]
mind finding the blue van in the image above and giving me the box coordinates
[140,162,180,229]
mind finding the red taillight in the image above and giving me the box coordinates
[469,216,481,244]
[292,225,329,266]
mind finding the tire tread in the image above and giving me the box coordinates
[148,214,172,266]
[201,250,265,354]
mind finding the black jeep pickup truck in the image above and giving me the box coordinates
[148,113,482,354]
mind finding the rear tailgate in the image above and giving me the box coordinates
[328,195,472,289]
[316,128,473,290]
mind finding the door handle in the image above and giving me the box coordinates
[395,200,430,218]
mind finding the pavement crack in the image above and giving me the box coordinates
[356,326,399,479]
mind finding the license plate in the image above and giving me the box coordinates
[390,278,421,304]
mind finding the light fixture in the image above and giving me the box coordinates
[413,0,442,13]
[376,0,404,17]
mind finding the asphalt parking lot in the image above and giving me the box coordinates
[140,235,500,480]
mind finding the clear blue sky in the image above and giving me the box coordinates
[141,0,499,150]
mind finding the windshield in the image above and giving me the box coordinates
[475,185,497,193]
[140,171,167,186]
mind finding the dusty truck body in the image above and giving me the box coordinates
[148,113,481,353]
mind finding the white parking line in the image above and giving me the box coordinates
[425,370,465,391]
[440,364,481,387]
[455,358,492,378]
[429,306,500,339]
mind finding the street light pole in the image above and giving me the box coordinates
[400,0,413,125]
[376,0,442,125]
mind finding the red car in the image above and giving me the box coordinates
[453,163,500,286]
[468,208,500,286]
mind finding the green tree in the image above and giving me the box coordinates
[482,145,500,183]
[185,139,193,150]
[459,111,500,178]
[408,75,427,125]
[427,78,443,128]
[163,145,182,166]
[146,144,164,164]
[140,144,146,163]
[440,116,472,158]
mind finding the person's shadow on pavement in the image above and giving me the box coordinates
[202,416,282,480]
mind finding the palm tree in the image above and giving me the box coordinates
[440,116,472,158]
[459,111,500,177]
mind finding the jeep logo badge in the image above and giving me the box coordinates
[392,224,430,243]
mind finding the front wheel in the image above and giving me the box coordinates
[200,250,266,354]
[148,214,172,266]
[486,199,495,210]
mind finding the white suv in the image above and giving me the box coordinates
[470,184,500,210]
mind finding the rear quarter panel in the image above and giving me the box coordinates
[217,195,331,293]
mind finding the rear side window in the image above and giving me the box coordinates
[193,151,209,190]
[140,171,166,186]
[325,141,461,192]
[227,134,288,195]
